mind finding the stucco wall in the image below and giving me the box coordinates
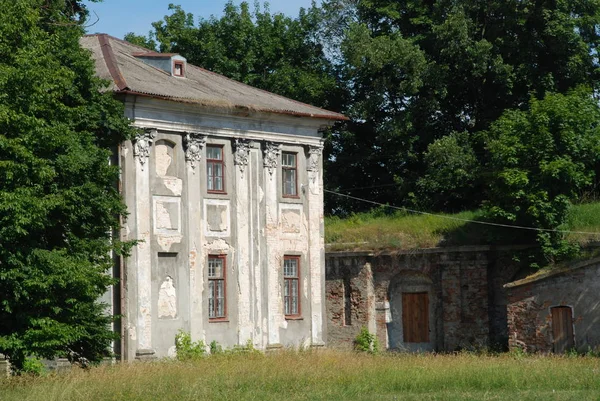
[119,96,328,360]
[506,259,600,353]
[326,247,522,352]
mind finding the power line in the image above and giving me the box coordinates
[325,189,600,236]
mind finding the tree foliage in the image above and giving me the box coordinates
[0,0,134,372]
[484,89,600,261]
[324,0,600,214]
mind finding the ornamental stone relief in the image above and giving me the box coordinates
[307,145,323,173]
[233,139,251,176]
[262,142,281,176]
[183,132,206,171]
[133,128,157,170]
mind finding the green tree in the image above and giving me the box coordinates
[0,0,134,373]
[484,89,600,261]
[146,1,344,109]
[123,32,157,51]
[324,0,600,212]
[415,131,479,212]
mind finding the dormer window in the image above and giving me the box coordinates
[132,51,187,77]
[174,61,184,77]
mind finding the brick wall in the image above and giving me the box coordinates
[326,246,523,352]
[506,259,600,353]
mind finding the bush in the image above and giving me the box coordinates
[175,331,206,361]
[21,357,45,376]
[354,327,379,355]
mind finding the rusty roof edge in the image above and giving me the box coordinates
[89,33,347,121]
[186,63,348,121]
[504,255,600,289]
[117,89,346,121]
[98,34,129,91]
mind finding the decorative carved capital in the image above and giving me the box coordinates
[183,132,206,171]
[233,139,251,176]
[262,142,281,176]
[307,145,323,173]
[133,128,156,170]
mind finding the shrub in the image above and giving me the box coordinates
[174,331,206,361]
[21,357,45,376]
[354,327,379,354]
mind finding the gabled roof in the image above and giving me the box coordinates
[81,34,347,121]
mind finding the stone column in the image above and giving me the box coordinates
[307,143,326,346]
[263,142,282,347]
[133,128,155,359]
[184,132,206,343]
[234,139,252,345]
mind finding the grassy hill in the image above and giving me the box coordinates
[325,202,600,252]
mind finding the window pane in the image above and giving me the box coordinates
[207,146,222,160]
[209,281,215,318]
[208,258,223,278]
[284,290,290,315]
[284,258,298,277]
[282,152,295,167]
[283,170,296,196]
[207,163,214,190]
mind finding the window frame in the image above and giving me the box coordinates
[207,254,227,321]
[283,255,301,318]
[281,152,298,198]
[173,61,185,77]
[206,144,226,194]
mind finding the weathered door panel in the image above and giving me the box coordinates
[402,292,429,343]
[552,306,574,353]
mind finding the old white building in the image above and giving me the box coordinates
[81,34,345,360]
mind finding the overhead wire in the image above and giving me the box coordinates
[325,189,600,237]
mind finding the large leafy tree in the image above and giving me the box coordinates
[324,0,600,213]
[130,1,344,110]
[484,89,600,262]
[0,0,134,372]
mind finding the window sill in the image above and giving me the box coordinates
[207,191,227,195]
[285,316,303,321]
[209,319,229,323]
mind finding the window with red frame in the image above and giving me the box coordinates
[208,255,226,319]
[174,61,184,77]
[283,256,300,317]
[206,145,225,193]
[282,152,297,197]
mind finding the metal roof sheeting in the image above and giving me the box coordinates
[81,34,347,121]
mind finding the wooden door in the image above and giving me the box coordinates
[402,292,429,343]
[551,306,574,353]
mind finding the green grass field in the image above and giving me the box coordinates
[2,351,600,401]
[325,202,600,251]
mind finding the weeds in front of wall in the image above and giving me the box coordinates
[174,330,207,361]
[175,331,260,361]
[21,357,45,376]
[354,326,379,355]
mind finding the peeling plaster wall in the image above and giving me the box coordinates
[120,97,327,360]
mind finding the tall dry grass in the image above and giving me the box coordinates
[1,350,599,401]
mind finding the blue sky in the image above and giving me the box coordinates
[84,0,320,39]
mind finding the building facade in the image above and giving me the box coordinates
[506,257,600,354]
[81,34,345,360]
[325,247,523,352]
